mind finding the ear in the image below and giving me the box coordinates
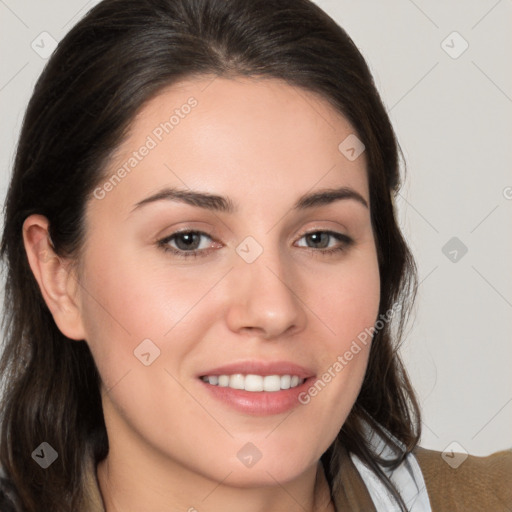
[22,214,86,341]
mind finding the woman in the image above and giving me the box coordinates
[0,0,510,511]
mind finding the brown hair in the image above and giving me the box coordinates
[0,0,420,510]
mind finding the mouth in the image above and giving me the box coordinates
[197,361,316,415]
[200,373,305,392]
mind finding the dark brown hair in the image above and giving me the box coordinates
[0,0,420,510]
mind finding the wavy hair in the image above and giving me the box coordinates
[0,0,420,510]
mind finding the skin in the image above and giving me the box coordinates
[23,76,380,512]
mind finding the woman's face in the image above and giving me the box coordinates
[76,76,380,486]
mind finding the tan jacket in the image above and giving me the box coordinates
[81,445,512,511]
[332,445,512,511]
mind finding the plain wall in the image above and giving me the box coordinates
[1,0,511,456]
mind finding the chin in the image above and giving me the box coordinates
[223,465,313,488]
[222,448,319,488]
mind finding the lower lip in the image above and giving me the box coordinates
[199,377,314,416]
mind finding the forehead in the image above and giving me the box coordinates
[92,75,369,217]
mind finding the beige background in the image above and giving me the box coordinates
[1,0,511,456]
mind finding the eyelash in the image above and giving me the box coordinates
[157,229,354,259]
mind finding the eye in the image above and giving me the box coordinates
[157,229,354,260]
[157,230,217,259]
[295,230,354,255]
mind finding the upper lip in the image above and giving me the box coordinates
[198,360,316,379]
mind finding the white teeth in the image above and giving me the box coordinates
[229,374,245,390]
[245,374,263,392]
[218,375,229,387]
[201,374,305,392]
[280,375,291,390]
[263,375,281,392]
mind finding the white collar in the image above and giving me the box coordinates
[349,420,432,511]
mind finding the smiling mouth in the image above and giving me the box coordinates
[200,374,305,392]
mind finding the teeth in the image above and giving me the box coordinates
[263,375,281,392]
[245,374,263,392]
[280,375,291,390]
[218,375,229,387]
[201,374,305,392]
[229,374,245,390]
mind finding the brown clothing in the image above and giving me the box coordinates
[332,445,512,511]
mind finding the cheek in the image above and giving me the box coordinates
[80,239,203,333]
[297,247,380,434]
[76,245,201,389]
[313,246,381,351]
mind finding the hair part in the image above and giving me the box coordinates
[0,0,420,510]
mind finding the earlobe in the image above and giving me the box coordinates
[22,214,86,341]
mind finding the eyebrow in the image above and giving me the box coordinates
[130,185,369,214]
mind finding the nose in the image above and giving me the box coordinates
[224,243,308,341]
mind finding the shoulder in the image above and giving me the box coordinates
[413,445,512,511]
